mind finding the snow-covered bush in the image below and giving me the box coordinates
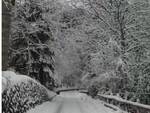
[88,84,99,98]
[2,71,56,113]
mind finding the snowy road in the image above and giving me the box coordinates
[27,91,125,113]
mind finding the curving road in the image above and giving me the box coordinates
[27,91,124,113]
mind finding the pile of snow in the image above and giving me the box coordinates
[2,71,56,113]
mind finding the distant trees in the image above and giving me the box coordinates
[49,3,87,82]
[8,0,56,90]
[62,75,76,87]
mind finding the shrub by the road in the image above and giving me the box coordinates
[2,71,56,113]
[88,85,99,98]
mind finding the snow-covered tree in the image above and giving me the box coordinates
[81,0,150,103]
[8,0,56,90]
[47,2,88,86]
[78,0,129,91]
[125,0,150,104]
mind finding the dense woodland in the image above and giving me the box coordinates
[3,0,150,105]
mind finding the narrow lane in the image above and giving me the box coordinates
[27,91,124,113]
[56,91,115,113]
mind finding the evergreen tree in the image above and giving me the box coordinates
[8,0,56,90]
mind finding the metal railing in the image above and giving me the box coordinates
[97,94,150,113]
[55,88,86,94]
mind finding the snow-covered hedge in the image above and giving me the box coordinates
[2,71,56,113]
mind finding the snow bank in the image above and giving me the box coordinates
[2,71,56,113]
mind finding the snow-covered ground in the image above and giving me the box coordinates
[27,91,127,113]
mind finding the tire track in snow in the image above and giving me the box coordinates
[61,98,82,113]
[52,92,120,113]
[54,97,64,113]
[77,95,109,113]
